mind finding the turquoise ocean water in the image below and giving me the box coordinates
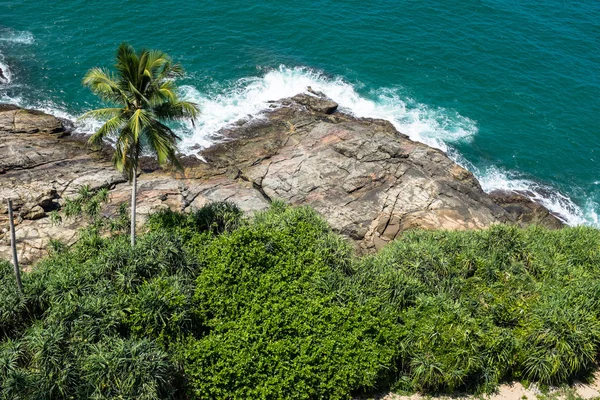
[1,1,599,225]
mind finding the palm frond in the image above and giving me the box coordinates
[144,50,170,78]
[147,81,178,106]
[178,100,200,120]
[156,61,184,81]
[137,50,150,79]
[154,100,199,122]
[82,68,125,104]
[78,108,124,121]
[145,124,182,171]
[128,109,154,142]
[115,43,139,87]
[112,128,138,178]
[127,81,150,107]
[88,115,126,146]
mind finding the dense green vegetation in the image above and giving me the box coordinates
[1,201,600,399]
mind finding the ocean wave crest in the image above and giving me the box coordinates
[177,65,477,153]
[455,158,599,227]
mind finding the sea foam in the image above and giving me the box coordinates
[0,29,35,84]
[0,59,10,84]
[0,30,35,45]
[460,161,598,227]
[177,66,477,154]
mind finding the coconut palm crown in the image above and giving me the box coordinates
[81,42,198,245]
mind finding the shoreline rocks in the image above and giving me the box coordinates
[0,94,564,263]
[489,190,564,230]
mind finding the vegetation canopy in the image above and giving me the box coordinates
[1,201,600,399]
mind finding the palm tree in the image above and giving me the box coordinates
[81,43,198,246]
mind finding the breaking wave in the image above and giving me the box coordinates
[176,66,477,153]
[0,56,10,84]
[456,158,599,227]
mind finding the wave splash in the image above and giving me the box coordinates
[177,66,477,153]
[0,57,10,84]
[457,158,599,227]
[0,30,35,84]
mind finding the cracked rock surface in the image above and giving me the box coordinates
[0,94,562,263]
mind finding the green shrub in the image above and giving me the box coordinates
[0,339,31,399]
[147,201,243,237]
[182,205,398,399]
[24,323,79,399]
[43,292,128,342]
[354,224,600,392]
[0,232,191,398]
[517,294,600,384]
[128,274,198,345]
[396,295,516,393]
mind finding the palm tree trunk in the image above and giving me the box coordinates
[7,199,23,294]
[130,169,137,247]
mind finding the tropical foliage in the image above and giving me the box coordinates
[81,43,198,246]
[1,202,600,399]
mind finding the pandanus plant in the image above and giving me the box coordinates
[81,43,199,246]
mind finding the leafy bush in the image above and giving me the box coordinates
[396,295,515,393]
[80,338,177,399]
[182,205,398,399]
[355,225,600,393]
[0,212,197,399]
[128,274,198,345]
[517,293,600,384]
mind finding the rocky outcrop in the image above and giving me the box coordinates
[0,94,563,263]
[292,92,338,114]
[0,105,65,136]
[0,106,128,263]
[489,190,564,230]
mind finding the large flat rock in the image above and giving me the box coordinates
[0,95,563,263]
